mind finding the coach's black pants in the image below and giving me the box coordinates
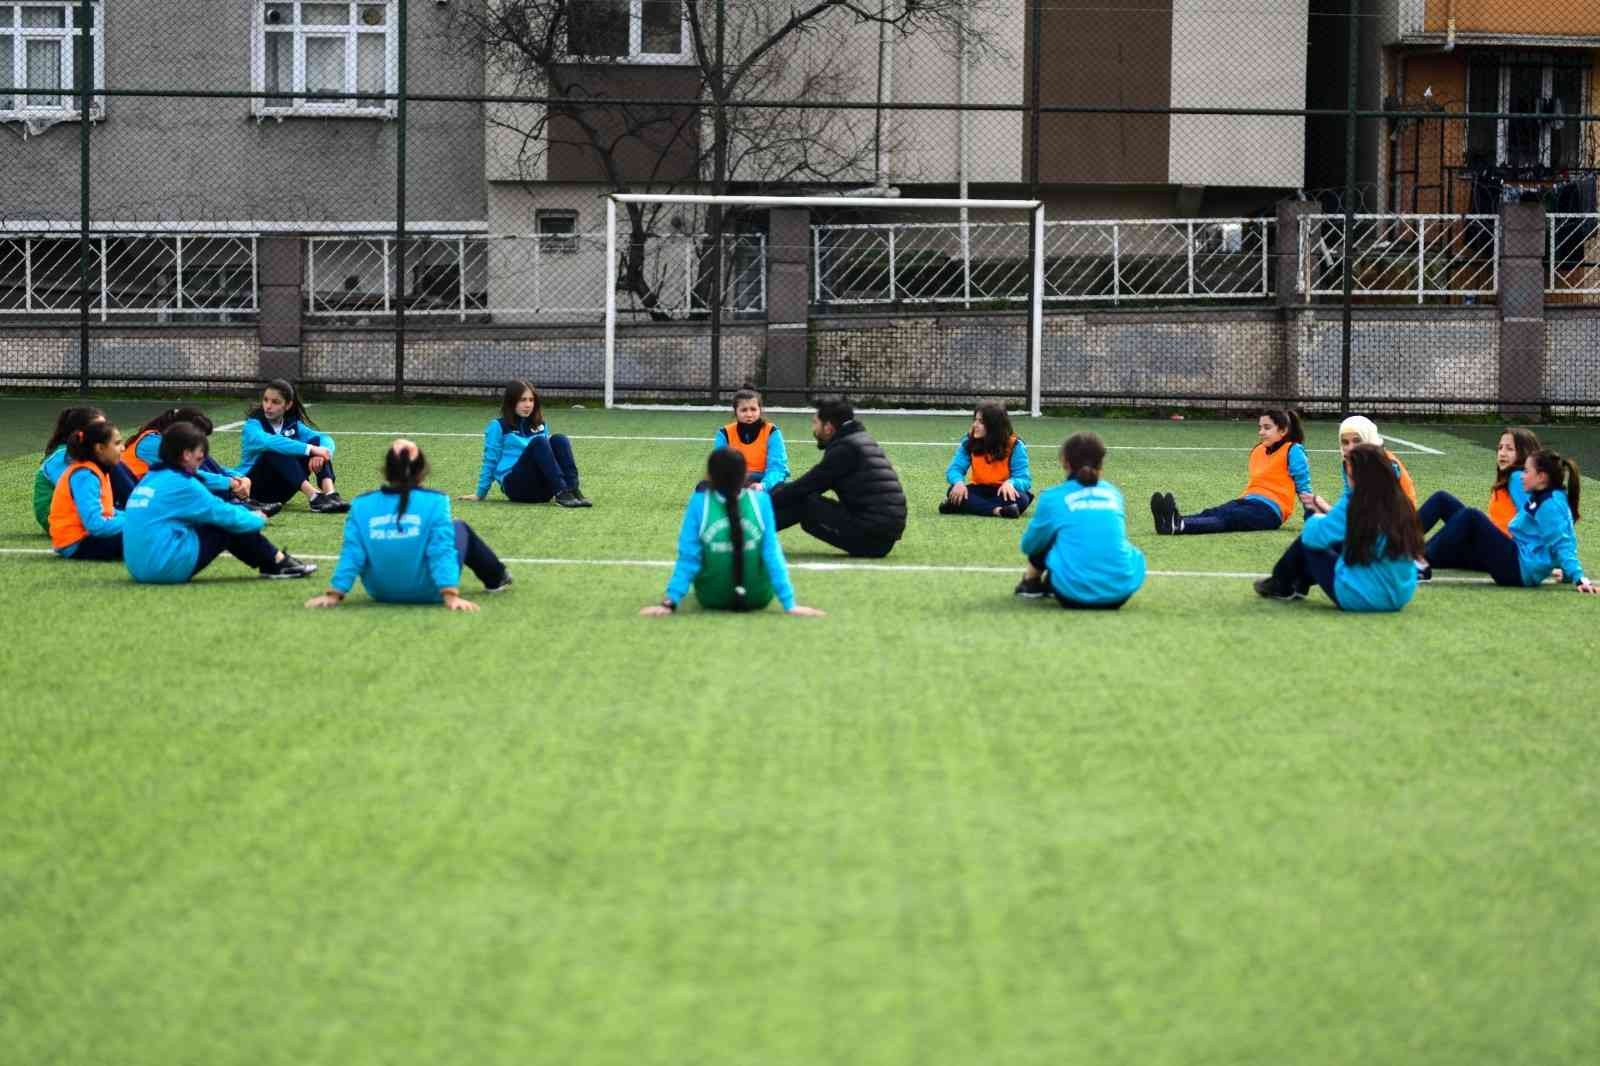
[772,493,899,559]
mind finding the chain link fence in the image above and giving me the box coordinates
[1,0,1598,410]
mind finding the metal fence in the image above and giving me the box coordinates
[1300,215,1499,303]
[1549,214,1600,295]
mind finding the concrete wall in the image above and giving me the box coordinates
[1,1,484,224]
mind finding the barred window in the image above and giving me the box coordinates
[253,1,396,117]
[568,0,688,63]
[0,1,103,120]
[1465,50,1587,170]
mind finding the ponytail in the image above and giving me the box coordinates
[383,440,430,522]
[44,406,103,455]
[1529,449,1582,522]
[1264,408,1304,445]
[707,448,749,611]
[66,420,117,464]
[1060,432,1106,487]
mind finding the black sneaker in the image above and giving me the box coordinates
[938,499,960,515]
[1416,562,1433,582]
[1151,492,1173,535]
[1014,577,1048,599]
[553,489,586,509]
[245,498,283,518]
[1165,493,1184,534]
[309,492,349,514]
[260,552,317,579]
[571,489,594,508]
[998,504,1020,519]
[1253,578,1303,601]
[483,570,514,594]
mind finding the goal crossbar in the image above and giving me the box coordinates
[604,194,1046,416]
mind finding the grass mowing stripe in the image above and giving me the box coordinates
[0,546,1505,583]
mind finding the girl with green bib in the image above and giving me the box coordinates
[642,448,824,618]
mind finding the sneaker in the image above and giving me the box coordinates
[1151,492,1173,535]
[553,489,586,509]
[244,498,283,518]
[260,552,317,579]
[998,504,1020,519]
[483,570,514,594]
[309,492,350,514]
[325,491,350,509]
[938,499,960,515]
[1166,494,1184,534]
[1416,562,1433,582]
[1014,577,1048,599]
[1253,578,1303,602]
[571,489,594,508]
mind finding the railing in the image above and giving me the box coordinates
[813,218,1274,306]
[0,226,258,320]
[1300,213,1499,303]
[1548,213,1600,295]
[306,232,766,321]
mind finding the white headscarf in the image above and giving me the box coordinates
[1339,415,1382,448]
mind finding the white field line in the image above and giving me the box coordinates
[1381,433,1445,455]
[207,427,1433,455]
[214,420,246,432]
[0,546,1504,584]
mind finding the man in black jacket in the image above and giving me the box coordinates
[769,399,907,558]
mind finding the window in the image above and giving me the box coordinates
[254,1,395,117]
[536,210,579,254]
[567,0,688,63]
[0,2,102,120]
[1466,51,1587,170]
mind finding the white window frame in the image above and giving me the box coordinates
[0,1,104,122]
[251,1,397,119]
[566,0,693,66]
[1468,51,1588,169]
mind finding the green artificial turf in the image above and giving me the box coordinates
[3,397,1598,1066]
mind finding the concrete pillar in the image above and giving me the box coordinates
[764,207,810,405]
[258,235,304,381]
[1275,200,1317,397]
[1497,202,1546,418]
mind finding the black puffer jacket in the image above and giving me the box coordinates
[777,421,907,536]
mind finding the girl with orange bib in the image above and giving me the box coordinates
[1303,415,1417,514]
[1151,409,1312,535]
[712,387,789,491]
[48,420,127,562]
[1417,427,1539,538]
[34,405,103,532]
[940,401,1033,518]
[119,406,270,512]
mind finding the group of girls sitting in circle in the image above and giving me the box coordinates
[32,376,1594,615]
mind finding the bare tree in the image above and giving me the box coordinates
[452,0,1003,318]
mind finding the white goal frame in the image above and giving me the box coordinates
[604,193,1046,415]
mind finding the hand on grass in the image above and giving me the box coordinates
[305,593,342,609]
[999,481,1020,503]
[456,494,483,502]
[443,593,480,612]
[948,483,968,505]
[640,604,674,617]
[1576,579,1597,596]
[787,605,826,618]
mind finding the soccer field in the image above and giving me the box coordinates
[4,396,1598,1065]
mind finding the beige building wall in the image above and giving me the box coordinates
[1167,0,1308,188]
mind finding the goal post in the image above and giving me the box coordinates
[604,193,1047,416]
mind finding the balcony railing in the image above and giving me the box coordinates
[1299,214,1499,303]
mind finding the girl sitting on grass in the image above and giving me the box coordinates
[123,422,316,583]
[1416,426,1539,538]
[641,447,823,617]
[34,405,103,532]
[712,386,789,491]
[1150,409,1311,535]
[462,380,591,508]
[940,401,1033,518]
[1015,432,1146,609]
[236,379,348,514]
[307,440,512,612]
[1422,448,1596,595]
[1255,443,1422,612]
[121,406,274,514]
[48,420,126,562]
[1301,415,1417,514]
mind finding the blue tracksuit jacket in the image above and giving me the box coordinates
[123,465,267,583]
[945,436,1033,493]
[330,487,462,603]
[1300,495,1418,612]
[475,417,549,498]
[1020,478,1146,605]
[664,489,796,611]
[235,414,336,476]
[1510,489,1586,587]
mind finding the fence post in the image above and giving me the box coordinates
[766,207,811,405]
[393,0,408,399]
[707,0,727,405]
[76,0,93,393]
[1338,0,1360,415]
[259,236,305,382]
[1498,201,1546,418]
[1415,217,1425,304]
